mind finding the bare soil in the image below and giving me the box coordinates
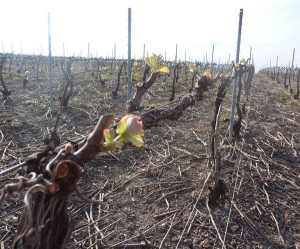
[1,69,300,249]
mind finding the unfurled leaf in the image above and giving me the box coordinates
[116,115,130,135]
[240,58,250,65]
[103,115,145,151]
[116,115,144,137]
[144,54,163,70]
[125,116,144,136]
[220,115,230,122]
[157,65,170,74]
[132,71,141,82]
[144,54,169,74]
[128,134,144,147]
[115,115,144,147]
[203,70,212,80]
[189,64,195,73]
[104,128,115,143]
[103,128,124,151]
[240,58,247,64]
[146,103,157,109]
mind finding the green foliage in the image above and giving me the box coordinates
[189,64,196,73]
[198,67,206,75]
[240,58,250,65]
[132,71,141,82]
[1,73,8,80]
[240,58,247,64]
[103,115,144,151]
[99,73,110,81]
[203,70,212,80]
[220,115,230,123]
[24,99,36,106]
[146,103,157,109]
[144,54,170,74]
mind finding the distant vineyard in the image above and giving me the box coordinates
[259,66,300,99]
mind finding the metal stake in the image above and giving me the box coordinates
[48,12,54,113]
[228,9,243,143]
[127,8,132,100]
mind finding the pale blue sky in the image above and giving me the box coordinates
[0,0,299,70]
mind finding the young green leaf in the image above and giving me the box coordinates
[144,54,169,74]
[157,65,170,74]
[203,70,212,80]
[144,54,163,69]
[132,71,141,82]
[189,64,195,73]
[115,115,144,148]
[103,128,124,151]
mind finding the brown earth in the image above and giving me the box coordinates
[0,68,300,248]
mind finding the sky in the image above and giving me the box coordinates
[0,0,299,70]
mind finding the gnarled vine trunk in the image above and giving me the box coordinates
[11,115,113,249]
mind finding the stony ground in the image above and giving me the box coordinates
[0,67,300,248]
